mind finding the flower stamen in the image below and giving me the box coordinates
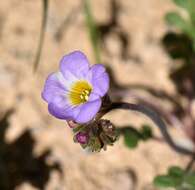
[69,80,92,105]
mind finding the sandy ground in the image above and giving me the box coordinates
[0,0,191,190]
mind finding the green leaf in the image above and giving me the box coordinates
[173,0,189,9]
[166,12,187,31]
[173,0,195,28]
[154,175,182,188]
[165,12,195,39]
[140,125,153,140]
[184,173,195,187]
[168,166,184,177]
[123,130,140,148]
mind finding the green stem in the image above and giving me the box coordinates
[84,0,101,63]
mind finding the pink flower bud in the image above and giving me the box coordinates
[76,132,89,144]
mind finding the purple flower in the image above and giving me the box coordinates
[42,51,109,124]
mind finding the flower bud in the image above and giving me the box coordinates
[75,132,89,144]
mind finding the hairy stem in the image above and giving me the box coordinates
[102,102,195,156]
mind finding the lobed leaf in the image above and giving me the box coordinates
[140,125,153,140]
[154,175,181,187]
[123,130,140,148]
[168,166,184,177]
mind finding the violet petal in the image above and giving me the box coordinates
[48,96,80,120]
[90,64,109,97]
[42,72,67,102]
[75,99,101,123]
[60,51,90,79]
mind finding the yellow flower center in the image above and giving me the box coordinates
[69,80,92,105]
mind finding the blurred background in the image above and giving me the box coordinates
[0,0,195,189]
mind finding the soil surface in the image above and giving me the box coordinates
[0,0,191,190]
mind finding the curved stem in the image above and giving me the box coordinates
[102,102,195,156]
[33,0,48,72]
[185,154,195,172]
